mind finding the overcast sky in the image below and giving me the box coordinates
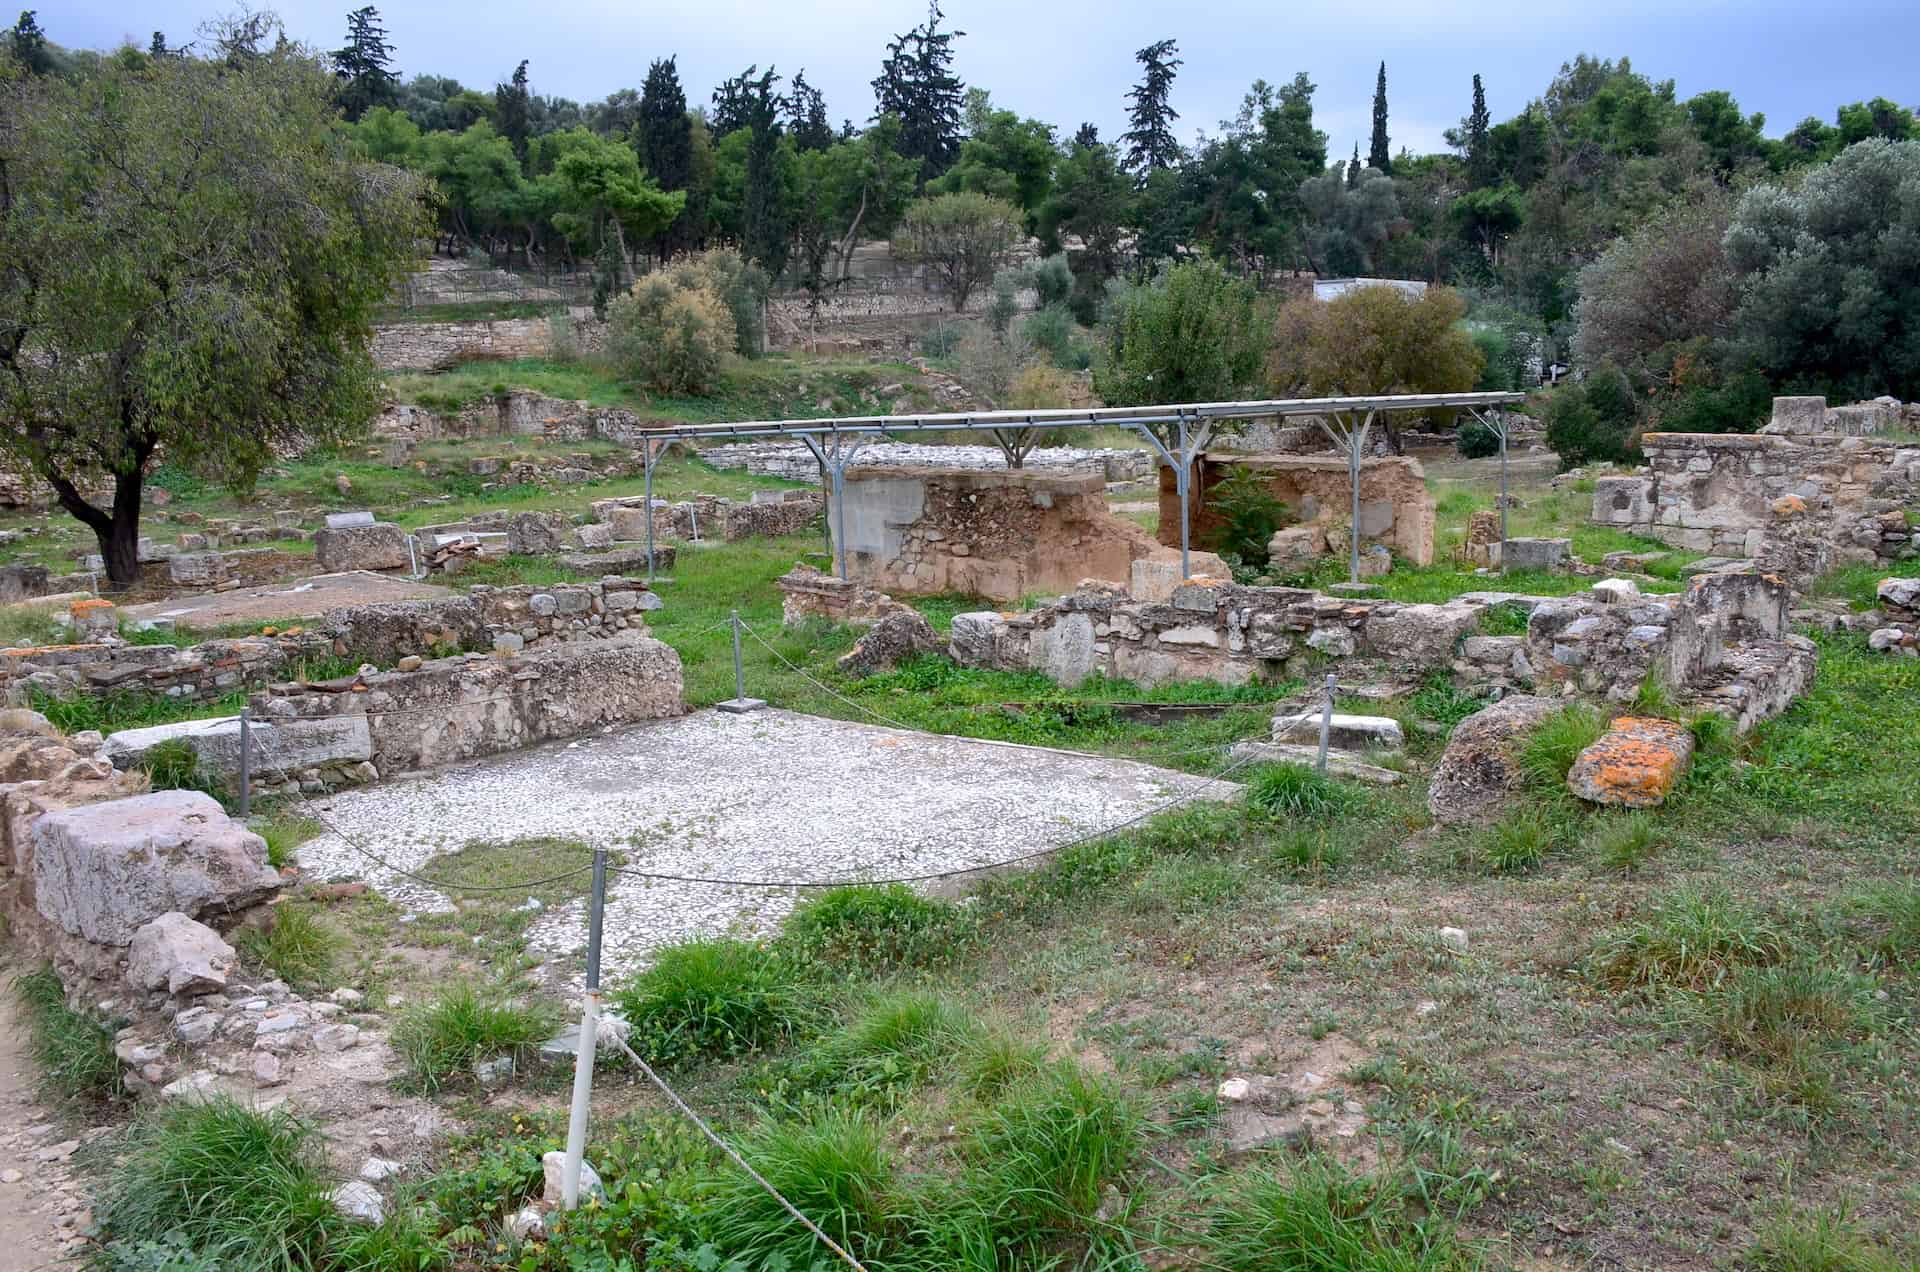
[50,1,1920,159]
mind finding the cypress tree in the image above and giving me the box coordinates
[495,61,532,170]
[1368,60,1391,173]
[330,6,399,122]
[638,57,694,258]
[871,2,966,182]
[1348,141,1361,188]
[1121,38,1183,178]
[1465,74,1493,188]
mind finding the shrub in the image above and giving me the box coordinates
[1209,467,1292,566]
[891,192,1024,311]
[604,273,734,395]
[667,247,770,357]
[1005,362,1073,411]
[391,981,559,1092]
[703,1111,901,1268]
[1247,763,1351,819]
[1543,364,1642,468]
[237,904,341,988]
[780,884,968,972]
[94,1100,341,1271]
[1093,260,1269,408]
[15,965,122,1103]
[919,321,965,359]
[1518,703,1607,790]
[1029,253,1074,308]
[612,938,813,1064]
[1590,886,1789,992]
[1455,417,1501,458]
[1022,303,1077,367]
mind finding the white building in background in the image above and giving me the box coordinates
[1312,277,1429,302]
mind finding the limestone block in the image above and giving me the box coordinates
[1033,612,1097,687]
[837,609,940,677]
[1763,395,1827,435]
[506,511,576,555]
[1159,625,1221,648]
[31,790,282,945]
[103,715,372,781]
[1566,716,1695,808]
[948,612,1007,667]
[1499,538,1570,572]
[314,522,410,572]
[126,912,236,996]
[1357,498,1395,538]
[1362,602,1477,666]
[1266,524,1328,564]
[1427,695,1563,824]
[1878,576,1920,621]
[168,552,232,588]
[1272,712,1405,752]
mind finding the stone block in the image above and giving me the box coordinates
[506,511,575,556]
[325,511,377,529]
[1427,695,1563,824]
[1272,712,1405,753]
[126,912,236,996]
[948,612,1006,667]
[103,714,372,781]
[837,609,940,677]
[1033,612,1096,687]
[1498,538,1569,572]
[1877,576,1920,621]
[1357,498,1395,538]
[1566,716,1695,808]
[314,522,410,572]
[1266,524,1328,564]
[31,790,281,945]
[1762,395,1827,435]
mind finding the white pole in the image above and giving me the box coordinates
[561,847,608,1209]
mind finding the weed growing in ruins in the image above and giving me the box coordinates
[1699,960,1876,1069]
[703,1109,902,1268]
[27,686,248,739]
[1746,1204,1918,1271]
[1195,1156,1479,1271]
[237,904,341,989]
[1481,809,1551,873]
[14,965,122,1103]
[1474,602,1531,637]
[252,811,321,870]
[784,991,982,1109]
[613,938,815,1064]
[1406,671,1487,732]
[1585,811,1666,872]
[1518,703,1607,791]
[1631,666,1681,718]
[94,1100,341,1272]
[1270,827,1348,874]
[1247,763,1351,819]
[779,884,972,972]
[140,737,225,802]
[392,981,559,1092]
[0,601,65,648]
[1590,886,1789,993]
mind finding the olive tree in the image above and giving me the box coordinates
[890,191,1023,311]
[0,40,428,586]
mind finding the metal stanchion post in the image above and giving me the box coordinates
[561,846,609,1210]
[643,442,657,585]
[237,707,251,817]
[1315,673,1336,777]
[717,610,767,714]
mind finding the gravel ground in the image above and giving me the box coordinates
[296,708,1238,978]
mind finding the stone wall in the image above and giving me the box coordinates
[777,564,921,628]
[591,490,823,543]
[1163,454,1438,567]
[322,578,661,666]
[371,390,658,449]
[245,633,683,786]
[3,633,337,709]
[369,316,604,373]
[1590,431,1919,575]
[831,466,1165,602]
[949,571,1812,733]
[699,441,1154,485]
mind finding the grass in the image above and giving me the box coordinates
[1590,886,1790,993]
[703,1110,901,1268]
[789,991,983,1108]
[1480,808,1551,873]
[1246,763,1352,819]
[29,685,249,738]
[94,1100,342,1271]
[237,904,342,989]
[13,966,121,1104]
[960,1063,1141,1247]
[140,737,228,802]
[1846,881,1920,963]
[1747,1205,1919,1271]
[1197,1156,1476,1271]
[252,811,322,870]
[1585,810,1666,871]
[1517,702,1608,791]
[391,980,560,1092]
[611,938,815,1064]
[1701,960,1874,1067]
[778,884,972,973]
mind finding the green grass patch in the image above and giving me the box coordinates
[1480,808,1551,873]
[13,966,122,1104]
[1247,763,1353,819]
[1700,960,1877,1069]
[779,884,973,973]
[1518,703,1608,791]
[612,938,815,1065]
[94,1100,342,1271]
[1808,558,1920,612]
[703,1109,903,1269]
[28,686,249,737]
[1747,1204,1918,1271]
[391,981,560,1093]
[1197,1156,1478,1271]
[1474,601,1532,636]
[253,812,322,870]
[237,904,342,989]
[1584,811,1666,872]
[1590,886,1789,993]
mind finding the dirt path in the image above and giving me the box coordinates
[0,987,89,1271]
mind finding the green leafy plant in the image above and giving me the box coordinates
[14,965,122,1103]
[1270,828,1347,874]
[1247,763,1351,819]
[391,981,559,1092]
[1590,886,1789,993]
[237,904,342,989]
[1209,467,1292,567]
[779,884,970,972]
[1455,417,1501,458]
[612,938,814,1064]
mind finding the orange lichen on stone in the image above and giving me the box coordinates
[1770,494,1808,517]
[1566,716,1696,808]
[69,598,115,618]
[4,643,107,658]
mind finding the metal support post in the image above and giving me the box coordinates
[1348,424,1363,585]
[1315,672,1336,777]
[1176,416,1192,580]
[237,707,251,817]
[1497,414,1510,573]
[642,440,657,584]
[561,846,609,1210]
[717,608,767,713]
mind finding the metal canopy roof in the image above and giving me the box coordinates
[631,390,1527,442]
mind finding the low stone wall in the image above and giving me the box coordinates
[1592,431,1920,575]
[948,571,1812,732]
[323,578,661,666]
[1164,453,1437,567]
[2,633,336,708]
[832,466,1164,602]
[777,564,920,628]
[369,316,605,372]
[372,390,659,450]
[246,633,684,787]
[700,441,1153,485]
[592,490,823,543]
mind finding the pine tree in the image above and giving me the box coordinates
[495,60,532,170]
[1348,142,1361,188]
[871,2,966,182]
[7,11,54,75]
[1465,74,1493,189]
[1368,61,1391,174]
[1074,122,1100,148]
[1121,38,1182,178]
[787,69,833,151]
[330,6,398,122]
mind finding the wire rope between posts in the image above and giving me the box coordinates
[738,619,1259,764]
[604,1029,868,1271]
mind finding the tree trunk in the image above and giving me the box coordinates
[100,468,146,589]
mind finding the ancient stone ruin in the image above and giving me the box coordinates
[1167,453,1438,567]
